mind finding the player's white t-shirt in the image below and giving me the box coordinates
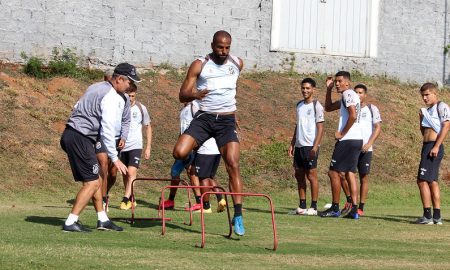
[295,100,325,147]
[359,104,382,151]
[196,55,240,113]
[122,102,151,152]
[421,101,450,134]
[338,89,362,141]
[179,100,200,134]
[198,138,220,155]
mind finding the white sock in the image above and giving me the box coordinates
[97,211,109,222]
[65,213,79,226]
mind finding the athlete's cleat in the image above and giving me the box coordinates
[120,201,132,210]
[305,208,318,216]
[217,199,227,213]
[357,209,365,216]
[414,216,433,225]
[318,208,341,218]
[340,202,352,217]
[433,218,443,225]
[97,220,124,231]
[194,207,212,214]
[184,203,201,211]
[63,221,91,232]
[159,199,175,210]
[232,215,245,236]
[343,211,359,219]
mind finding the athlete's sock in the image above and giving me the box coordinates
[331,203,339,212]
[424,207,432,219]
[299,199,307,209]
[234,204,243,216]
[346,196,352,203]
[433,208,441,220]
[195,196,201,204]
[168,194,176,201]
[102,196,108,204]
[310,201,317,210]
[216,194,223,202]
[351,204,358,215]
[65,213,79,226]
[203,201,211,210]
[358,203,365,211]
[122,196,129,203]
[97,211,109,222]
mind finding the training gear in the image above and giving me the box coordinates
[217,199,227,213]
[433,218,443,225]
[305,208,318,216]
[232,215,245,236]
[318,208,341,218]
[414,216,433,225]
[357,209,365,216]
[185,203,202,211]
[160,199,175,210]
[63,221,92,232]
[97,220,124,231]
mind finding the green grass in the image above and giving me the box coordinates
[1,183,449,269]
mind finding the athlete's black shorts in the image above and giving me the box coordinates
[329,139,363,173]
[293,146,319,170]
[95,137,120,155]
[184,112,239,149]
[357,151,373,175]
[194,154,221,179]
[417,142,444,182]
[120,149,142,168]
[60,126,99,182]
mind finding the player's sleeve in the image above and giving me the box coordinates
[372,105,382,124]
[120,95,131,141]
[344,91,357,107]
[142,104,151,125]
[438,102,450,123]
[315,101,325,123]
[100,92,119,162]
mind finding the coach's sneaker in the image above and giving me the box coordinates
[433,218,443,225]
[318,208,341,218]
[120,201,132,210]
[159,199,175,210]
[232,215,245,236]
[414,216,433,225]
[217,199,227,213]
[97,220,124,231]
[357,209,365,216]
[185,203,202,211]
[305,208,318,216]
[63,221,91,232]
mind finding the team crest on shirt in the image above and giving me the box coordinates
[93,164,99,174]
[133,111,138,118]
[228,66,235,75]
[362,112,367,118]
[307,109,312,115]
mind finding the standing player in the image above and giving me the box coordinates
[415,83,449,225]
[319,71,362,219]
[60,63,140,232]
[119,83,152,210]
[288,78,324,216]
[172,30,245,236]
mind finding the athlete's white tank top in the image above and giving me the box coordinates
[196,54,240,113]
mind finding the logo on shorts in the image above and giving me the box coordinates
[134,157,140,164]
[195,166,200,174]
[93,164,99,174]
[420,168,427,175]
[330,159,336,167]
[365,163,370,167]
[95,142,102,149]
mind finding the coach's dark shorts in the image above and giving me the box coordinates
[95,137,120,155]
[184,112,239,149]
[60,127,99,182]
[329,139,363,173]
[357,151,373,175]
[194,154,221,179]
[120,149,142,168]
[417,142,444,182]
[293,146,319,170]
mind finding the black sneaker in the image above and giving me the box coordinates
[318,208,341,217]
[342,211,360,219]
[62,221,92,232]
[97,220,124,231]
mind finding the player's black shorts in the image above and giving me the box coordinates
[417,142,444,182]
[329,139,363,173]
[120,149,142,168]
[95,137,120,155]
[357,151,373,175]
[184,112,239,149]
[293,146,319,170]
[60,126,99,182]
[194,154,221,179]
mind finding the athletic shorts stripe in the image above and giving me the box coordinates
[417,142,444,182]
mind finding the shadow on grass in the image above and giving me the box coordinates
[242,206,287,215]
[25,216,65,227]
[364,214,418,224]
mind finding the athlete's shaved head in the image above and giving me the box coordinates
[354,84,367,93]
[213,30,232,44]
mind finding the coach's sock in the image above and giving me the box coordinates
[310,201,317,210]
[168,194,176,201]
[122,197,129,203]
[358,203,365,211]
[195,196,201,204]
[203,201,211,210]
[346,196,352,203]
[433,208,441,220]
[299,199,307,209]
[216,194,223,202]
[423,207,432,219]
[234,204,243,216]
[65,213,79,226]
[97,211,109,222]
[331,203,340,212]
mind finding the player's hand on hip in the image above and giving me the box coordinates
[429,146,439,158]
[195,89,210,100]
[118,139,125,149]
[114,159,128,175]
[334,131,343,140]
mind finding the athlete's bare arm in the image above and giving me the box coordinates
[288,125,297,157]
[430,120,450,157]
[325,76,340,112]
[362,122,381,152]
[179,59,209,103]
[311,122,324,160]
[335,105,357,140]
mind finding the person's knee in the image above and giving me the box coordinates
[172,147,186,160]
[85,179,101,191]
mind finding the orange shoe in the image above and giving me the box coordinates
[184,203,201,211]
[159,199,175,210]
[357,209,365,216]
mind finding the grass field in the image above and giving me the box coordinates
[1,183,449,270]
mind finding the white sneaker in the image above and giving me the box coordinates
[305,208,318,216]
[288,207,307,215]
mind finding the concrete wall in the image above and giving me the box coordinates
[0,0,448,83]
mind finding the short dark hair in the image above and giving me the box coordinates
[354,84,367,93]
[127,82,137,93]
[335,71,351,81]
[420,82,437,92]
[301,77,316,88]
[213,30,232,43]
